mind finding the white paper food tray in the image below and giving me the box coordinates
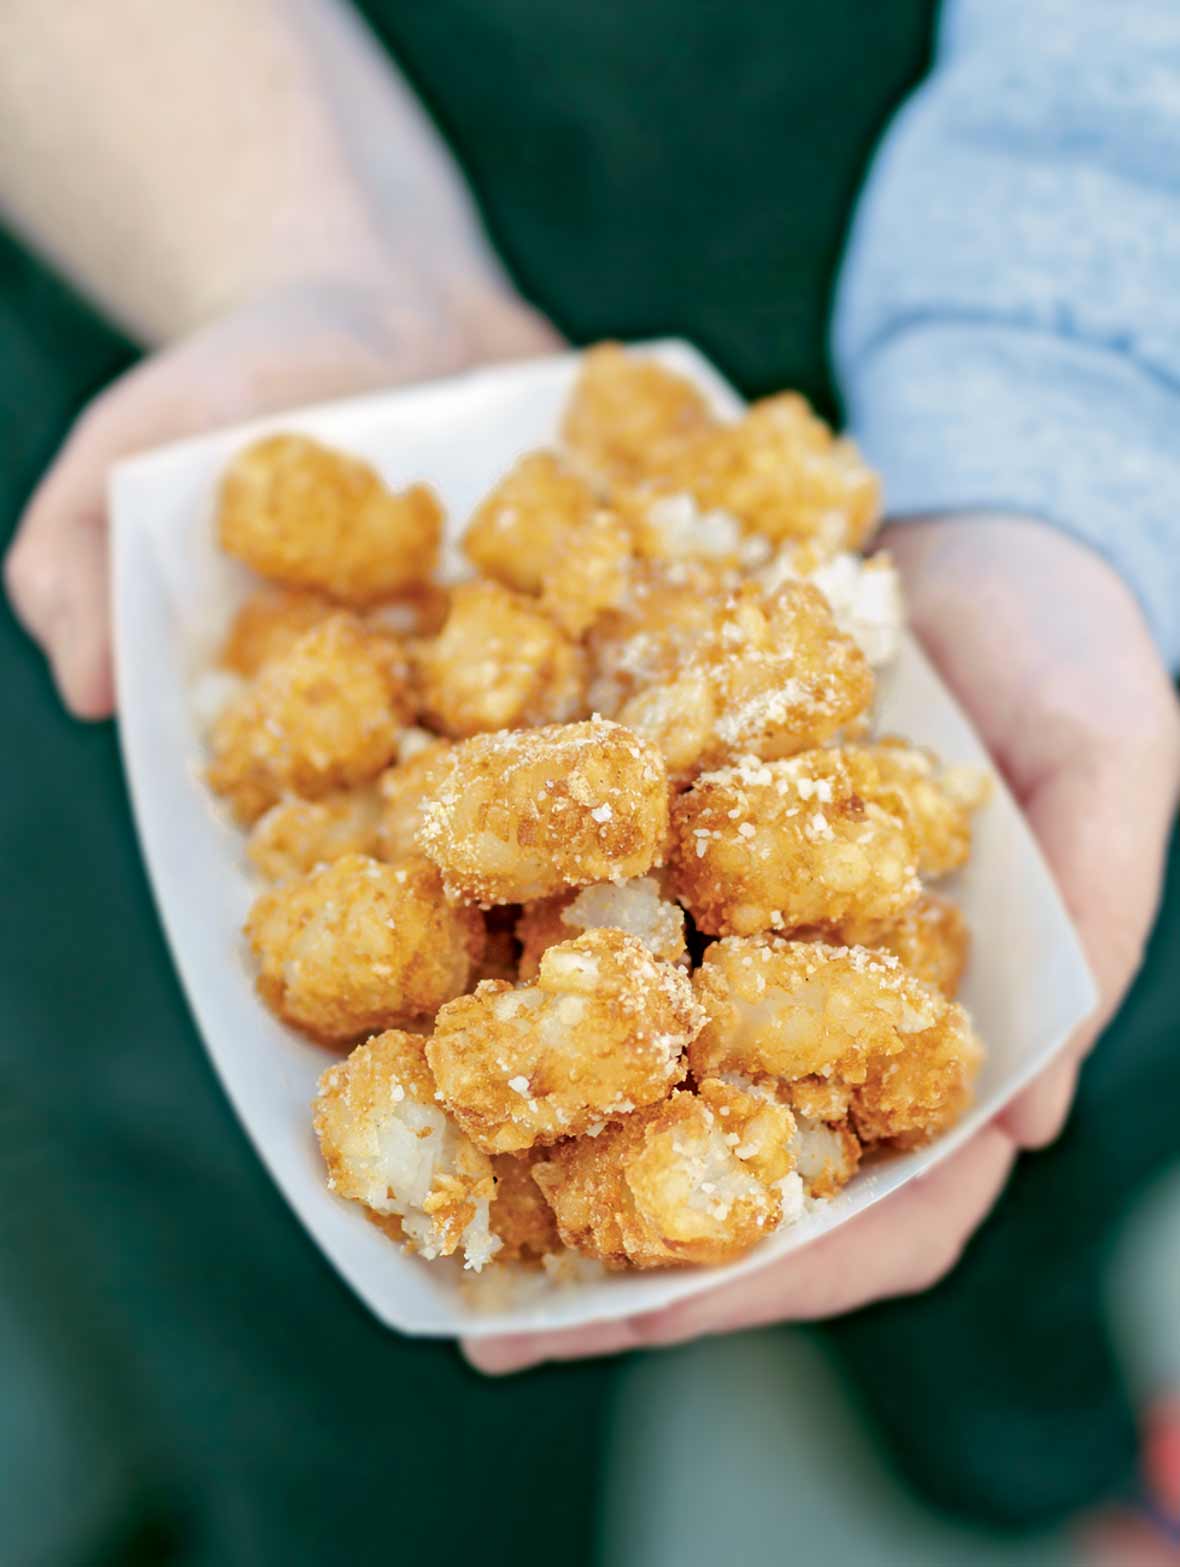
[111,341,1097,1338]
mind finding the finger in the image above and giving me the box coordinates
[5,419,116,719]
[463,1317,646,1376]
[464,1125,1015,1374]
[636,1123,1015,1345]
[998,1052,1080,1151]
[54,523,115,719]
[1001,741,1179,1149]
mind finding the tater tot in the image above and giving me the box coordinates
[219,588,336,677]
[614,485,754,569]
[691,937,983,1147]
[247,785,382,880]
[669,752,921,937]
[867,892,970,998]
[411,580,587,737]
[539,510,636,638]
[516,875,686,980]
[562,343,716,482]
[374,734,455,862]
[834,741,989,878]
[314,1029,499,1269]
[656,392,880,553]
[532,1078,799,1269]
[207,616,413,824]
[616,580,873,776]
[218,433,442,603]
[756,550,904,669]
[464,450,598,593]
[585,558,736,715]
[419,717,670,905]
[427,929,701,1153]
[489,1152,562,1264]
[789,1114,862,1199]
[245,854,484,1044]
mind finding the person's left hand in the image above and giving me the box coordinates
[464,514,1180,1375]
[4,271,558,718]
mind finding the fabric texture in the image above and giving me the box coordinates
[835,0,1180,665]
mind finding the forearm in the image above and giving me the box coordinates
[833,0,1180,668]
[0,0,510,344]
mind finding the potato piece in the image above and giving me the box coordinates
[464,450,597,593]
[419,717,670,905]
[374,735,455,862]
[516,876,686,980]
[691,937,983,1147]
[314,1029,499,1269]
[219,588,336,677]
[616,580,873,778]
[832,741,989,879]
[562,342,715,482]
[247,785,382,880]
[489,1153,562,1265]
[427,929,701,1153]
[411,580,587,737]
[207,615,412,824]
[245,854,484,1044]
[669,752,921,937]
[865,892,969,998]
[539,510,636,638]
[585,557,735,715]
[218,433,442,603]
[656,392,880,553]
[533,1078,799,1268]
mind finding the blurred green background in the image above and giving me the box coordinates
[3,4,1179,1563]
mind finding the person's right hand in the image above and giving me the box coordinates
[4,273,559,719]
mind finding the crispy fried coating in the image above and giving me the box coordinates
[585,558,736,715]
[833,741,988,878]
[616,580,873,776]
[427,929,701,1153]
[533,1078,798,1268]
[757,550,903,669]
[789,1113,862,1199]
[363,582,451,638]
[411,580,587,737]
[219,588,337,677]
[314,1029,499,1268]
[539,509,636,638]
[217,433,443,603]
[419,717,670,905]
[220,585,450,682]
[868,892,969,998]
[562,343,716,482]
[516,876,687,981]
[615,486,750,567]
[374,734,455,862]
[669,752,921,937]
[464,450,598,593]
[245,854,484,1044]
[247,785,382,880]
[691,937,983,1147]
[656,393,880,553]
[207,615,413,824]
[489,1152,562,1264]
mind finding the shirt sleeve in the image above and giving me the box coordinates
[833,0,1180,667]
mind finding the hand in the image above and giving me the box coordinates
[4,272,559,718]
[465,515,1180,1374]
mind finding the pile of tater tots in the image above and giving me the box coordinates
[202,344,988,1274]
